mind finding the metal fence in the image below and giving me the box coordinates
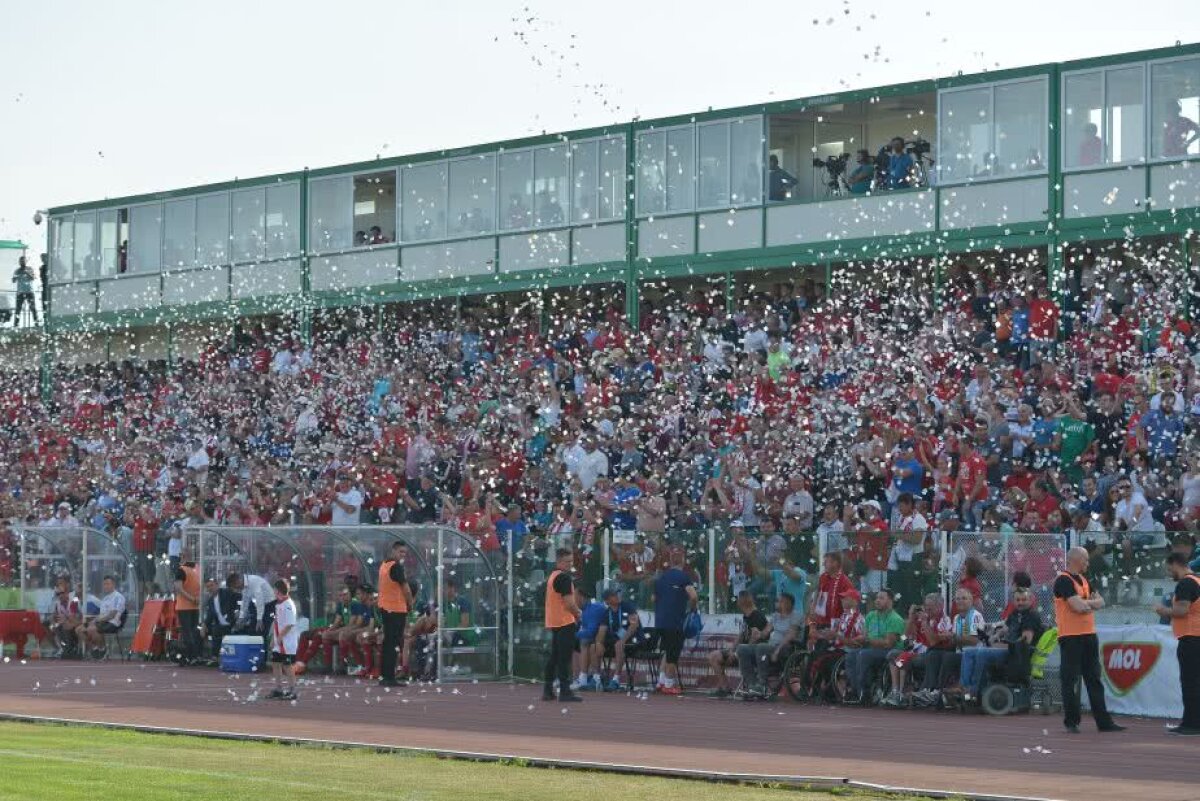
[1,522,1182,678]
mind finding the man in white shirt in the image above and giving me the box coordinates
[185,439,210,473]
[815,503,847,559]
[563,436,608,491]
[888,492,930,607]
[1113,478,1161,545]
[40,502,80,528]
[781,477,814,531]
[331,474,364,526]
[238,573,275,633]
[268,579,300,701]
[75,576,125,657]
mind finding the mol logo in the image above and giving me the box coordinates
[1101,642,1161,695]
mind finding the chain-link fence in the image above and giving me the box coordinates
[944,531,1067,623]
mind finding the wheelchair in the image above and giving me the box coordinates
[965,632,1062,716]
[803,647,889,705]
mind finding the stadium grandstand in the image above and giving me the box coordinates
[1,42,1199,723]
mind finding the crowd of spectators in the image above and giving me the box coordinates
[1,245,1199,687]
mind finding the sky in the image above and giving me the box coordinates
[0,0,1196,287]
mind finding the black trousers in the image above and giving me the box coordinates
[177,609,201,662]
[1179,636,1200,729]
[14,291,37,323]
[380,610,407,681]
[544,623,577,693]
[1059,633,1114,729]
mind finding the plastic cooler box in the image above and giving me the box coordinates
[219,635,265,673]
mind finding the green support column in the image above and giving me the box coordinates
[166,324,175,372]
[933,256,942,310]
[725,271,734,314]
[299,168,312,346]
[623,122,639,329]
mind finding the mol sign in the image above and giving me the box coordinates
[1083,625,1181,718]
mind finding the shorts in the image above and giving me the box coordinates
[577,634,599,647]
[96,622,120,634]
[270,652,296,665]
[658,629,684,664]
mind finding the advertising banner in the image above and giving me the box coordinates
[1090,624,1180,719]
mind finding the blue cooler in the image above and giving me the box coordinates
[220,635,265,673]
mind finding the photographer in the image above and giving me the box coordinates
[846,150,873,194]
[885,137,916,190]
[768,155,799,202]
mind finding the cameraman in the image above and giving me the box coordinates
[885,137,916,190]
[768,154,799,202]
[846,150,873,194]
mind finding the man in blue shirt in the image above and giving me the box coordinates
[770,559,808,618]
[891,440,925,496]
[767,155,799,201]
[495,505,529,553]
[595,586,643,691]
[1141,391,1186,466]
[886,138,915,189]
[573,586,609,691]
[610,476,642,531]
[653,549,698,695]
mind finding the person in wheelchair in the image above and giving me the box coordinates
[708,590,768,698]
[843,588,906,705]
[806,586,863,699]
[965,586,1046,702]
[882,592,950,706]
[735,591,803,699]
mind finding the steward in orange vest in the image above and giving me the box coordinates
[377,541,414,687]
[1053,547,1123,734]
[1157,553,1200,734]
[542,548,581,703]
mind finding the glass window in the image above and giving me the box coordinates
[636,131,666,215]
[939,87,992,182]
[570,140,598,223]
[730,117,762,205]
[128,204,161,273]
[1151,57,1200,159]
[51,217,72,281]
[308,176,352,252]
[73,212,97,279]
[1106,67,1145,164]
[500,151,533,230]
[266,183,301,258]
[698,123,729,208]
[533,145,568,227]
[598,135,627,220]
[448,155,495,236]
[994,80,1047,175]
[196,193,230,267]
[400,162,447,242]
[1063,72,1103,168]
[231,188,265,262]
[666,127,695,212]
[162,199,196,269]
[99,210,119,277]
[352,171,395,245]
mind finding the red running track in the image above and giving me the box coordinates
[0,662,1195,801]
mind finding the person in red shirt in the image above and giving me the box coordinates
[1023,480,1061,531]
[952,434,990,529]
[808,553,856,639]
[128,503,159,594]
[365,463,400,524]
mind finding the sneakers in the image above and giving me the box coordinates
[267,688,285,699]
[1168,726,1200,735]
[347,664,366,677]
[280,689,298,701]
[569,676,586,692]
[604,677,622,692]
[881,689,904,707]
[1097,723,1127,733]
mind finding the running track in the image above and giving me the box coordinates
[0,662,1195,801]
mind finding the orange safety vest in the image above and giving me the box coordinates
[1171,574,1200,640]
[175,565,200,612]
[1054,571,1095,637]
[377,560,409,613]
[544,570,575,629]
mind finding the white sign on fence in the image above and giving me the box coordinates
[1084,624,1181,720]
